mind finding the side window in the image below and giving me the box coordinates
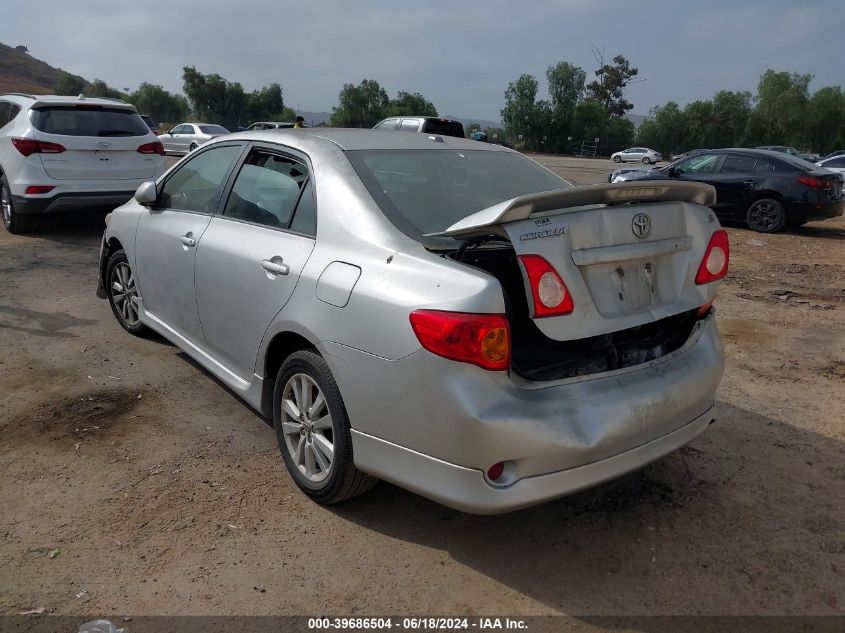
[8,103,21,122]
[175,125,192,134]
[827,157,845,168]
[400,119,420,132]
[0,102,11,128]
[720,155,757,174]
[376,118,398,130]
[159,144,242,213]
[753,159,775,173]
[223,150,309,229]
[289,180,317,235]
[676,153,721,174]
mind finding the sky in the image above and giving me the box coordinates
[3,0,844,122]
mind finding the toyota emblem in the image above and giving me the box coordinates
[632,213,652,239]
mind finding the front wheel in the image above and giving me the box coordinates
[746,198,786,233]
[1,176,34,234]
[105,249,149,335]
[274,350,376,504]
[189,142,198,152]
[612,155,621,163]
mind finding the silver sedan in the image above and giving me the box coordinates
[97,129,726,513]
[158,122,230,155]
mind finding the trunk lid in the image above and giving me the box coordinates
[433,181,721,341]
[30,104,159,181]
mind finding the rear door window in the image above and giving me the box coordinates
[30,106,150,137]
[720,155,757,174]
[0,102,10,128]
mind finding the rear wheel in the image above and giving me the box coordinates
[613,155,621,163]
[274,350,376,504]
[642,157,651,164]
[1,176,34,234]
[746,198,786,233]
[105,249,149,335]
[189,142,198,152]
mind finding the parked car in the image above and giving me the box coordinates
[0,93,164,234]
[158,123,230,155]
[610,147,662,164]
[139,114,159,135]
[819,149,845,162]
[97,129,727,514]
[816,154,845,175]
[373,116,464,138]
[610,148,844,232]
[756,145,818,163]
[247,121,297,131]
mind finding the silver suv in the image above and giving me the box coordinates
[0,93,164,233]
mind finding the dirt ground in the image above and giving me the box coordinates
[1,155,843,623]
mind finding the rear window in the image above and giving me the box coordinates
[421,119,465,138]
[347,149,569,246]
[30,106,150,137]
[199,125,229,135]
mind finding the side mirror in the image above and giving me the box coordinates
[134,181,158,207]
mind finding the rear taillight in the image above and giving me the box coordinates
[137,141,164,156]
[695,229,730,285]
[25,185,55,195]
[796,175,828,188]
[11,138,66,156]
[517,255,574,317]
[409,310,510,371]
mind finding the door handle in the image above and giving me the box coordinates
[261,257,290,275]
[179,233,196,248]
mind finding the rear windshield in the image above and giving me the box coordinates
[347,149,570,247]
[199,125,229,135]
[421,119,465,138]
[30,106,150,137]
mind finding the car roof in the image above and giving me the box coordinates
[226,128,505,152]
[2,93,136,110]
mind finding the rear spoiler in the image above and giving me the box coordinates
[428,180,717,238]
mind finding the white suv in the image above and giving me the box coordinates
[0,93,165,234]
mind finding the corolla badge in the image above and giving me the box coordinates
[96,141,112,150]
[632,213,652,239]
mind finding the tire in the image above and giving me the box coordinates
[273,350,377,504]
[189,142,197,152]
[613,155,621,163]
[642,157,651,164]
[746,197,786,233]
[105,249,149,336]
[1,176,35,234]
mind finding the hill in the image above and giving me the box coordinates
[0,42,80,95]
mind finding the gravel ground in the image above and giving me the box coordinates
[1,155,843,624]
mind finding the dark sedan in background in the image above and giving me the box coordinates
[609,149,844,232]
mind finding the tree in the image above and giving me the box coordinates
[710,90,752,148]
[585,50,639,117]
[386,91,437,117]
[682,100,715,150]
[330,79,389,127]
[54,71,85,96]
[807,86,845,155]
[745,70,812,147]
[128,83,189,124]
[87,79,124,99]
[545,62,586,152]
[636,102,685,155]
[571,101,609,147]
[501,74,544,149]
[245,83,284,122]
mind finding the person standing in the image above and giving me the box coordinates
[294,116,305,128]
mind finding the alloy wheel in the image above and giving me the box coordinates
[280,373,334,483]
[110,262,140,326]
[748,200,782,232]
